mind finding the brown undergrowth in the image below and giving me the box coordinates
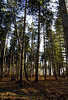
[0,76,68,100]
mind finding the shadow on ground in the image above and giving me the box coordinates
[0,77,68,100]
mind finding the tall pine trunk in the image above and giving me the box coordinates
[9,50,12,80]
[35,3,40,82]
[49,61,51,76]
[30,30,34,78]
[43,27,47,79]
[48,38,51,77]
[59,35,65,77]
[20,0,27,86]
[1,48,4,79]
[51,34,57,80]
[59,0,68,79]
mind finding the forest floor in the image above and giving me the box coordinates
[0,76,68,100]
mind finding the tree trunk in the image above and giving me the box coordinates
[58,68,60,77]
[53,62,57,80]
[43,27,47,79]
[4,42,7,74]
[9,50,12,80]
[49,61,51,76]
[59,35,65,77]
[35,3,40,82]
[20,0,27,87]
[1,48,4,79]
[27,50,29,77]
[24,61,29,81]
[51,37,57,79]
[13,8,22,81]
[16,51,21,80]
[48,38,51,77]
[11,49,14,81]
[30,32,34,79]
[59,0,68,79]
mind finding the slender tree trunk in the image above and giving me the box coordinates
[53,61,57,80]
[58,69,60,77]
[11,49,14,81]
[62,67,65,78]
[30,32,34,79]
[13,8,22,80]
[9,50,12,80]
[27,50,29,77]
[57,62,60,77]
[48,38,51,76]
[0,38,6,79]
[59,35,65,77]
[18,51,21,79]
[16,52,21,80]
[24,60,29,81]
[49,61,51,76]
[3,42,7,74]
[58,66,60,77]
[59,0,68,79]
[32,42,35,77]
[51,38,57,79]
[35,3,40,82]
[24,51,29,81]
[43,27,47,79]
[0,44,1,75]
[16,61,18,79]
[20,0,27,86]
[1,48,4,79]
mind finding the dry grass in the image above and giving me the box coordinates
[0,76,68,100]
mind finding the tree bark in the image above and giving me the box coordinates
[24,59,29,81]
[1,48,4,79]
[49,61,51,76]
[51,34,57,79]
[20,0,27,86]
[30,32,34,79]
[59,0,68,79]
[35,3,40,82]
[43,27,47,79]
[9,50,12,80]
[48,38,51,77]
